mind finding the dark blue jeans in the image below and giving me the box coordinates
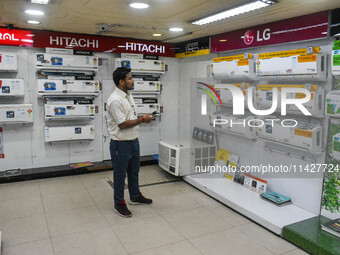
[110,139,141,205]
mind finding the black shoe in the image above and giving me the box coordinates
[114,201,132,217]
[130,193,153,205]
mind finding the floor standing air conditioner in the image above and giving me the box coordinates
[0,79,24,96]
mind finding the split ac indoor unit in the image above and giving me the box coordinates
[0,52,17,71]
[158,141,216,176]
[257,119,322,154]
[132,78,160,92]
[209,112,257,139]
[211,59,252,80]
[254,85,324,116]
[133,97,160,116]
[255,54,326,81]
[116,58,165,74]
[332,133,340,160]
[0,104,33,123]
[326,90,340,117]
[45,103,95,120]
[37,79,100,95]
[36,53,98,71]
[332,50,340,78]
[214,83,249,105]
[0,79,24,96]
[45,125,95,142]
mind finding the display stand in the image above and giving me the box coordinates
[184,173,317,235]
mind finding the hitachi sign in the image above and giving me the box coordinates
[125,42,165,54]
[49,36,99,49]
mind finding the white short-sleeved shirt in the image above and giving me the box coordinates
[107,87,139,141]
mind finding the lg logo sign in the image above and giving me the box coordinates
[243,29,271,45]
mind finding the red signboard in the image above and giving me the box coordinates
[0,29,175,57]
[211,11,328,53]
[0,28,33,47]
[32,31,175,57]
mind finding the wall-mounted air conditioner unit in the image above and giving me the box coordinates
[116,58,165,74]
[211,59,252,80]
[214,83,249,105]
[158,141,216,176]
[45,125,95,142]
[37,79,100,96]
[0,79,24,96]
[332,133,340,160]
[255,54,326,81]
[36,53,98,71]
[0,52,17,71]
[209,112,257,139]
[45,103,95,120]
[133,97,160,115]
[254,85,324,117]
[332,50,340,78]
[132,78,160,92]
[326,90,340,117]
[257,119,322,154]
[0,104,33,123]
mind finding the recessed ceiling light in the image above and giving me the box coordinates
[153,33,162,37]
[130,3,149,9]
[169,27,183,32]
[27,20,41,24]
[25,9,44,15]
[29,0,50,4]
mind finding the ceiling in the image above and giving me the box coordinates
[1,0,340,43]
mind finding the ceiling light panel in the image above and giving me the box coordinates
[130,3,149,9]
[29,0,50,4]
[27,20,41,24]
[169,27,183,32]
[25,9,45,15]
[192,0,277,26]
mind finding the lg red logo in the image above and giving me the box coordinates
[244,30,255,45]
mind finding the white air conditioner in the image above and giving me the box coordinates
[209,112,257,139]
[332,50,340,78]
[158,141,216,176]
[214,83,249,105]
[254,85,324,116]
[211,59,252,80]
[132,78,160,92]
[116,58,165,74]
[0,52,17,71]
[37,79,100,95]
[325,90,340,117]
[255,54,326,81]
[0,104,33,123]
[45,125,95,142]
[332,133,340,160]
[0,79,24,96]
[36,53,98,71]
[133,97,159,115]
[257,119,322,154]
[45,104,95,119]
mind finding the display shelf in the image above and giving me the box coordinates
[184,173,317,235]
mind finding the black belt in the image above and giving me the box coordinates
[113,138,138,142]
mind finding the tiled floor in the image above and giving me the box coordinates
[0,165,309,255]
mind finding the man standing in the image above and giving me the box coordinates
[107,67,153,217]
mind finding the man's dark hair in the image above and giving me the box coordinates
[113,67,131,86]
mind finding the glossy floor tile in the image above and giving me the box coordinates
[0,166,307,255]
